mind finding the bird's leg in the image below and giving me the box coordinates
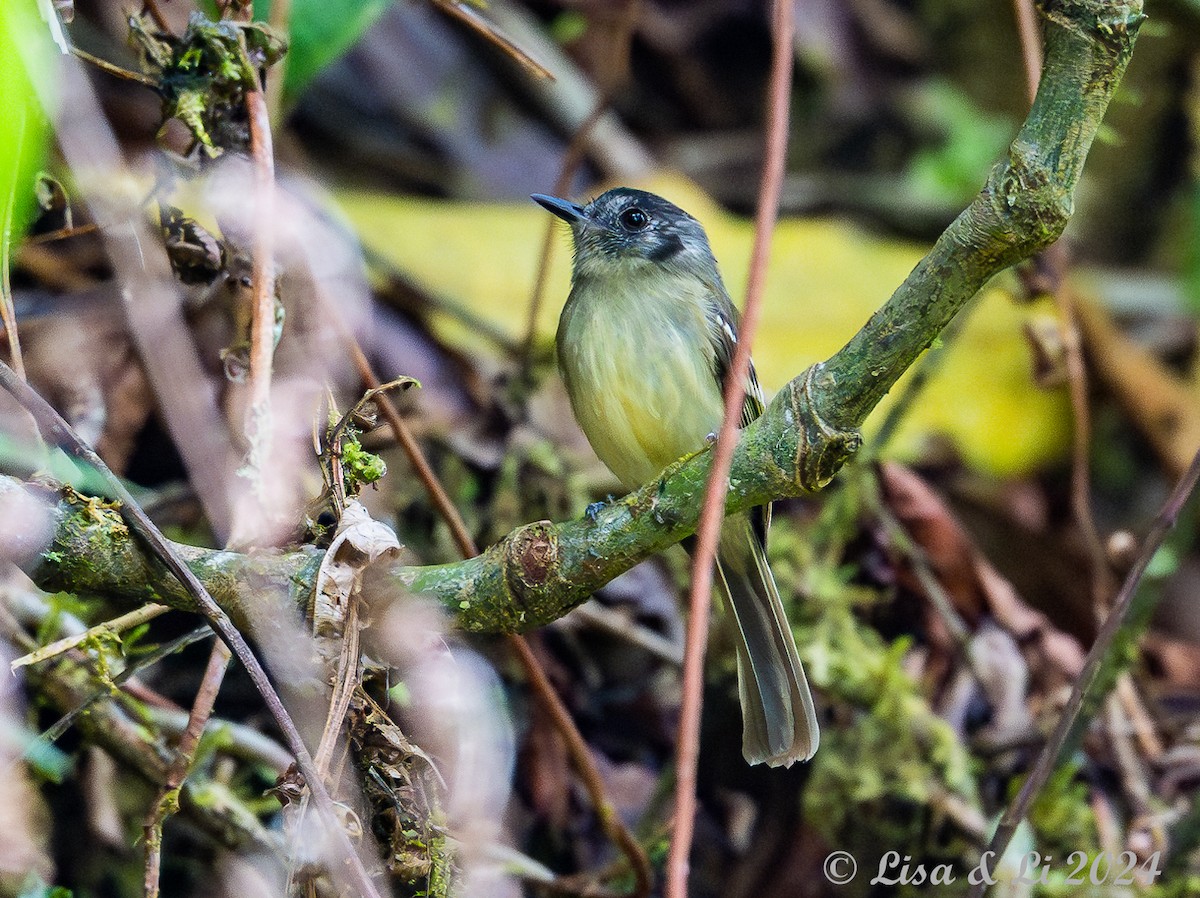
[585,494,616,521]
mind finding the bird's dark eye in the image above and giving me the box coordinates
[619,207,649,231]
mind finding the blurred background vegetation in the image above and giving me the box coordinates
[2,0,1200,896]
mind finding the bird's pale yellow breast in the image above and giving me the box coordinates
[557,267,725,487]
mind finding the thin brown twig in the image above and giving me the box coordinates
[665,1,793,895]
[242,84,278,489]
[1011,0,1113,616]
[1102,694,1157,839]
[1042,256,1116,617]
[332,319,652,896]
[430,0,553,81]
[873,501,989,684]
[11,601,171,669]
[1010,0,1042,107]
[968,445,1200,898]
[69,47,161,88]
[1051,278,1159,816]
[1115,674,1164,760]
[313,596,362,777]
[141,0,172,33]
[24,222,99,245]
[506,632,652,898]
[144,638,233,898]
[0,361,384,898]
[341,335,476,559]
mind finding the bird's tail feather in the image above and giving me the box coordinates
[715,516,818,767]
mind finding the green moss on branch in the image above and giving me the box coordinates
[25,481,321,634]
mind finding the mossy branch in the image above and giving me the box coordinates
[20,0,1142,634]
[0,592,280,856]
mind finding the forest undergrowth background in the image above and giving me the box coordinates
[1,0,1199,896]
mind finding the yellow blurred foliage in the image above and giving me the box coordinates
[337,175,1069,477]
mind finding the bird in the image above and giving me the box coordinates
[532,187,818,766]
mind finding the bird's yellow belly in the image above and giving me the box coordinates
[558,279,724,488]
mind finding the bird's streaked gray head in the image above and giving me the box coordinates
[532,188,719,281]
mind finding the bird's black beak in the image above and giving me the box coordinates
[531,194,586,224]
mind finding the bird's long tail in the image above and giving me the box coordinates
[715,514,819,767]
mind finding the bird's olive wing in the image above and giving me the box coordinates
[707,286,772,539]
[708,289,765,429]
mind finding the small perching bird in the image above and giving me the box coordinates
[533,187,818,766]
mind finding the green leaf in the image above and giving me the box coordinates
[0,0,56,257]
[254,0,390,102]
[903,79,1013,206]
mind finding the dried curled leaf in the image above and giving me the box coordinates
[312,501,401,637]
[160,204,225,285]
